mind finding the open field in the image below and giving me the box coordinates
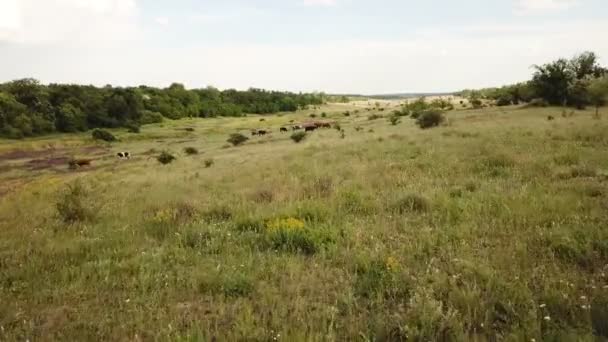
[1,103,608,340]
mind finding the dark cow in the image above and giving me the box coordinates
[547,115,555,121]
[117,152,131,159]
[69,158,93,169]
[251,130,259,136]
[304,124,318,132]
[280,127,288,133]
[257,130,268,136]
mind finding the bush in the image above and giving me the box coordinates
[415,110,445,129]
[227,133,249,146]
[184,147,199,155]
[343,111,351,117]
[391,194,431,214]
[291,131,307,143]
[234,216,265,233]
[264,217,328,255]
[91,129,116,142]
[368,114,382,120]
[321,112,327,118]
[56,181,94,223]
[157,151,176,164]
[140,110,164,124]
[204,158,214,168]
[470,98,483,109]
[309,113,317,118]
[126,123,140,133]
[389,115,401,126]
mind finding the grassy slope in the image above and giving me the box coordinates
[1,104,608,341]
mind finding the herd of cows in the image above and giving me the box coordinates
[251,121,334,136]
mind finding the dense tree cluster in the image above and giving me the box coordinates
[0,79,325,138]
[459,51,608,109]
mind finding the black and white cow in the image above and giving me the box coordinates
[117,152,131,159]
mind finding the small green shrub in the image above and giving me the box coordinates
[391,194,431,214]
[343,111,351,117]
[221,274,255,297]
[263,217,333,255]
[204,158,214,168]
[234,216,265,233]
[91,129,116,142]
[368,114,382,121]
[157,151,176,164]
[415,110,445,129]
[184,147,199,155]
[227,133,249,146]
[321,112,327,118]
[309,113,317,118]
[294,202,331,223]
[198,272,254,298]
[126,123,140,133]
[291,131,307,143]
[56,181,94,223]
[389,115,401,125]
[140,110,164,124]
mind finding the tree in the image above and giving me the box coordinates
[56,103,86,132]
[531,59,574,105]
[588,76,608,118]
[0,92,29,138]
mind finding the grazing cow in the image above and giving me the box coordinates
[257,129,268,136]
[292,125,303,131]
[251,130,259,136]
[280,127,288,133]
[69,158,93,169]
[304,124,318,132]
[117,152,131,159]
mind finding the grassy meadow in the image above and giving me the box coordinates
[1,102,608,341]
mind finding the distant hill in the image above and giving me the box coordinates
[330,92,456,100]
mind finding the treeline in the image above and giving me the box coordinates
[459,51,608,110]
[0,80,325,138]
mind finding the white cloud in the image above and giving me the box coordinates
[3,20,605,94]
[515,0,580,15]
[155,16,169,27]
[0,0,138,45]
[302,0,337,7]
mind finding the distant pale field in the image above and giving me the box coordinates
[1,103,608,341]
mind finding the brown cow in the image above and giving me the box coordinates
[303,124,318,132]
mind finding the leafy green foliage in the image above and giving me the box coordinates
[0,79,325,138]
[290,131,307,143]
[415,110,445,129]
[227,133,249,146]
[157,151,176,164]
[56,181,94,224]
[184,147,199,155]
[389,115,400,125]
[91,129,116,142]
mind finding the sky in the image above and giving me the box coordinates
[0,0,607,94]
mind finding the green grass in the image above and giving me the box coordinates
[1,103,608,340]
